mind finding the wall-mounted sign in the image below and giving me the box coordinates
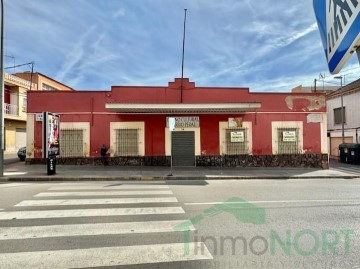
[42,112,60,158]
[228,118,243,128]
[166,117,199,128]
[168,117,176,132]
[230,131,245,143]
[282,131,296,142]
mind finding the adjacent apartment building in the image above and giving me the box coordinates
[326,78,360,158]
[4,72,73,153]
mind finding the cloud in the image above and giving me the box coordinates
[271,23,319,48]
[55,25,97,83]
[113,8,125,18]
[6,0,359,92]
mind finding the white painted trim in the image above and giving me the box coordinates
[219,121,252,155]
[271,121,303,154]
[165,127,201,156]
[60,122,90,157]
[110,122,145,157]
[320,114,328,154]
[26,114,35,158]
[106,103,261,113]
[28,111,327,116]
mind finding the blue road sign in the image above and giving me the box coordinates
[313,0,360,74]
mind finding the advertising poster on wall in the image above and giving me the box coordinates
[43,112,60,158]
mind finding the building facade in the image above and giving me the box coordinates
[27,78,328,167]
[3,72,74,153]
[326,79,360,158]
[4,73,36,152]
[14,72,74,92]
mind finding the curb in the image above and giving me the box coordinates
[0,175,359,182]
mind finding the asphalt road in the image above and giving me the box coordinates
[0,179,359,269]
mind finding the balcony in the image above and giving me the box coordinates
[4,73,37,89]
[4,103,19,116]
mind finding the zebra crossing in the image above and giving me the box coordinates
[0,182,212,268]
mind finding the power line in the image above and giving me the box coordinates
[4,61,34,70]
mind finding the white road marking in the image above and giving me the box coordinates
[0,183,28,188]
[35,190,173,197]
[0,207,185,220]
[15,197,178,207]
[0,220,194,240]
[3,172,27,176]
[49,185,170,190]
[184,199,360,206]
[0,243,212,268]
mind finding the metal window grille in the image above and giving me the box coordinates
[225,128,248,155]
[60,129,84,157]
[115,129,139,156]
[334,107,346,124]
[277,128,300,154]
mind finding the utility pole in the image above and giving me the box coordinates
[314,78,317,93]
[334,76,345,143]
[0,0,4,177]
[29,61,34,91]
[180,9,187,103]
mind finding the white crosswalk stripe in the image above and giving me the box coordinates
[49,185,170,190]
[0,243,212,268]
[0,183,213,268]
[0,207,185,220]
[34,190,173,197]
[15,197,178,206]
[0,220,195,240]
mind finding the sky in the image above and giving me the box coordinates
[5,0,360,92]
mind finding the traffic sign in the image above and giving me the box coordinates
[313,0,360,74]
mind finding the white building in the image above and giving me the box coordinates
[326,79,360,158]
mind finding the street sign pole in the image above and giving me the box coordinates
[168,117,176,177]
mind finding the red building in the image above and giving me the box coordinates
[26,78,328,167]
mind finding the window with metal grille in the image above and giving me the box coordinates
[225,128,248,155]
[277,128,300,154]
[60,129,84,157]
[334,107,346,125]
[115,129,139,156]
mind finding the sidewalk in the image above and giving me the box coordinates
[4,153,19,165]
[2,160,359,181]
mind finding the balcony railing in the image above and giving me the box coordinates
[4,103,19,116]
[4,73,37,89]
